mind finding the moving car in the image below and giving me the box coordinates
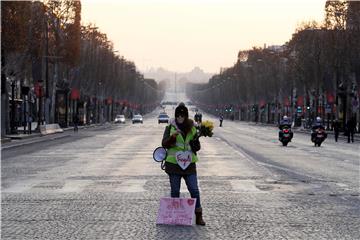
[158,113,170,124]
[132,114,143,124]
[114,114,126,124]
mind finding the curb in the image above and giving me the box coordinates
[1,138,11,144]
[1,123,113,149]
[4,133,42,140]
[1,133,71,150]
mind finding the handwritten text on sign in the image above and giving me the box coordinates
[156,197,196,225]
[175,151,192,170]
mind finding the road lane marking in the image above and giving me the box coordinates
[256,161,327,182]
[230,180,262,193]
[2,181,39,193]
[115,179,147,192]
[59,180,92,193]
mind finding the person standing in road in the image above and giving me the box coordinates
[161,102,206,226]
[194,111,202,124]
[198,112,202,123]
[332,119,340,142]
[219,114,224,127]
[346,116,356,143]
[73,114,79,132]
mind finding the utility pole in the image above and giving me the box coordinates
[45,15,49,99]
[1,49,9,136]
[10,80,17,134]
[36,13,49,130]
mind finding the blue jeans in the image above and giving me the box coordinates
[168,173,201,209]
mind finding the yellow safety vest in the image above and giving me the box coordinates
[165,125,199,164]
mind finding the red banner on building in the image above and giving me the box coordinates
[259,100,266,108]
[326,92,335,104]
[297,96,304,106]
[107,97,112,105]
[284,97,290,107]
[70,88,80,100]
[34,82,43,97]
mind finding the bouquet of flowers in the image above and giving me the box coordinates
[196,120,214,138]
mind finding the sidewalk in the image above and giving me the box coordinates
[2,122,42,141]
[1,122,112,145]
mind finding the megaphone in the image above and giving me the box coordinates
[153,147,167,170]
[153,147,167,162]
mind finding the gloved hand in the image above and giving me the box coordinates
[189,138,201,153]
[162,132,178,148]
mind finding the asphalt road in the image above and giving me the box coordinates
[1,107,359,239]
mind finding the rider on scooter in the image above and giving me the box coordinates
[311,116,326,141]
[278,115,293,140]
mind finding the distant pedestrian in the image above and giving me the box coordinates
[73,114,79,132]
[194,112,202,124]
[346,117,356,143]
[219,114,223,127]
[332,119,340,142]
[28,114,33,134]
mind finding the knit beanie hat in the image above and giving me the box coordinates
[175,102,189,118]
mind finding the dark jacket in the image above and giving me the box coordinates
[332,121,340,132]
[312,121,324,131]
[73,115,79,124]
[346,118,356,132]
[279,119,291,130]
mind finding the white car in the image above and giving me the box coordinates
[132,114,143,124]
[114,115,126,124]
[158,113,169,124]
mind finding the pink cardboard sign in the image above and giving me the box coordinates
[156,197,196,226]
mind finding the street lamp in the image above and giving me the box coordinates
[98,80,103,123]
[21,86,30,133]
[10,80,17,134]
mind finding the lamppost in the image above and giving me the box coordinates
[35,82,43,131]
[10,80,17,134]
[21,86,30,133]
[98,80,103,123]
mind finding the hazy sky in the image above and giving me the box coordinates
[82,0,326,73]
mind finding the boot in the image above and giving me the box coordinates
[195,208,206,226]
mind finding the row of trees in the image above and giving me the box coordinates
[1,1,164,135]
[187,1,359,129]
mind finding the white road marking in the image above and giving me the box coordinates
[230,180,262,193]
[115,179,147,192]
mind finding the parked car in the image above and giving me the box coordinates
[132,114,143,124]
[158,113,170,124]
[114,114,126,124]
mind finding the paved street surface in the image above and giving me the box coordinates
[1,106,360,239]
